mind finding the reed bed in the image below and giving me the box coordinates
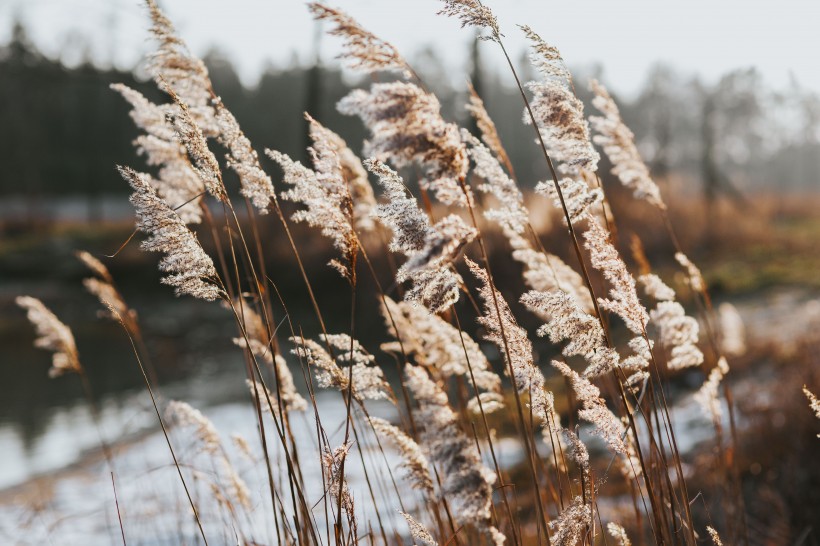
[12,1,820,545]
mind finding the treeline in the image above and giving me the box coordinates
[1,22,819,210]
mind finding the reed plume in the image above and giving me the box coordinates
[552,360,627,455]
[469,258,557,426]
[308,2,412,78]
[405,364,503,545]
[465,85,512,173]
[437,0,501,42]
[77,251,136,326]
[399,511,438,546]
[707,526,724,546]
[463,130,528,235]
[549,496,592,546]
[321,442,356,523]
[589,79,665,210]
[676,252,706,293]
[119,166,222,301]
[521,289,618,378]
[340,82,471,207]
[213,98,275,212]
[16,296,81,378]
[111,83,205,224]
[695,357,730,424]
[145,0,213,116]
[291,334,390,402]
[164,88,227,202]
[267,115,362,280]
[369,416,434,494]
[367,159,476,312]
[607,522,632,546]
[232,301,307,413]
[521,27,598,173]
[380,296,502,401]
[639,274,704,370]
[583,219,648,336]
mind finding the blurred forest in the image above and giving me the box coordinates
[2,20,820,225]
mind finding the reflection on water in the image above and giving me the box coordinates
[0,236,372,488]
[0,390,401,545]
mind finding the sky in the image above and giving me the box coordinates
[2,0,820,97]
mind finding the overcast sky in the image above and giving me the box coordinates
[2,0,819,97]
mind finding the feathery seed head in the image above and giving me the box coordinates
[119,166,222,301]
[339,81,471,207]
[399,511,438,546]
[309,3,412,78]
[308,115,377,231]
[520,25,570,81]
[112,83,205,224]
[437,0,501,42]
[213,98,275,212]
[145,0,213,113]
[464,129,529,235]
[380,297,500,394]
[512,244,594,313]
[525,79,599,173]
[164,89,226,202]
[290,334,390,402]
[535,177,603,225]
[368,158,474,311]
[607,522,632,546]
[405,365,502,542]
[675,252,706,293]
[552,360,628,455]
[707,526,724,546]
[466,85,512,171]
[640,273,676,302]
[269,120,360,280]
[695,357,729,424]
[584,219,648,335]
[321,441,356,518]
[469,259,556,425]
[166,400,221,454]
[16,296,82,378]
[370,417,434,494]
[366,159,430,254]
[589,79,665,210]
[649,301,704,370]
[549,496,592,546]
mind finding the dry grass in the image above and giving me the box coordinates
[7,1,820,545]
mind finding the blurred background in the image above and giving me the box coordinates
[1,0,819,543]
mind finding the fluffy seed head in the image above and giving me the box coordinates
[405,365,502,543]
[469,259,555,425]
[214,98,275,211]
[309,3,412,78]
[520,25,570,81]
[16,297,82,378]
[525,79,599,173]
[584,219,648,335]
[290,334,390,402]
[536,177,603,225]
[437,0,501,42]
[466,85,512,172]
[119,166,222,301]
[399,511,438,546]
[589,79,665,210]
[370,417,434,494]
[339,81,470,207]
